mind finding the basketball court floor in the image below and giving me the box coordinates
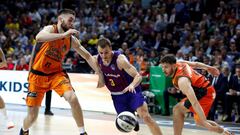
[1,104,239,135]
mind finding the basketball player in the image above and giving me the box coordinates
[91,37,162,135]
[0,48,15,129]
[160,54,233,135]
[19,9,97,135]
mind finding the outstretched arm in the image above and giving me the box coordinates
[117,54,142,93]
[71,36,105,88]
[178,77,207,122]
[71,36,100,73]
[179,60,220,77]
[178,77,226,133]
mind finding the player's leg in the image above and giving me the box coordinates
[173,100,189,135]
[53,72,87,134]
[194,119,233,135]
[194,93,233,134]
[22,106,40,130]
[20,83,45,135]
[0,95,14,129]
[137,102,162,135]
[62,90,87,135]
[127,90,162,135]
[63,90,84,127]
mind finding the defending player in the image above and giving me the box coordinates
[160,54,234,135]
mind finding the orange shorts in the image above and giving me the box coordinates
[26,72,73,107]
[181,86,216,122]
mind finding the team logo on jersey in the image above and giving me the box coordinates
[110,64,115,70]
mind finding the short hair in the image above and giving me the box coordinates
[97,37,112,48]
[160,54,176,64]
[58,9,76,16]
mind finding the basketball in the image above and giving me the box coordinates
[115,111,138,133]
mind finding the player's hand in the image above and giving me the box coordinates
[207,67,220,77]
[123,84,136,93]
[0,61,7,68]
[64,29,79,37]
[222,129,235,135]
[200,120,223,133]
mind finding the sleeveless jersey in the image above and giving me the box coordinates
[31,25,71,75]
[97,51,141,92]
[172,62,211,90]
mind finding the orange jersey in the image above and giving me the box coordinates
[172,62,210,89]
[173,62,215,122]
[31,25,71,74]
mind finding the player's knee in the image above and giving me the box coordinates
[173,104,181,114]
[141,113,152,124]
[67,93,78,104]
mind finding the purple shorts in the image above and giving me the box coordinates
[111,89,145,114]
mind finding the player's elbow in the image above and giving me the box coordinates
[35,34,43,42]
[35,35,40,42]
[137,74,142,82]
[84,53,91,60]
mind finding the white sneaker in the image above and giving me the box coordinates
[6,121,14,129]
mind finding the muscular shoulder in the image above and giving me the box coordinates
[42,25,55,33]
[117,54,127,63]
[176,63,192,76]
[116,54,128,69]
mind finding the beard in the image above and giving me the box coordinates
[61,22,69,32]
[165,67,175,77]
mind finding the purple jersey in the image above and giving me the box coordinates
[97,51,141,93]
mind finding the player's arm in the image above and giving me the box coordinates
[178,77,227,132]
[117,54,142,92]
[178,77,207,122]
[71,36,100,73]
[179,60,220,77]
[35,25,78,42]
[0,48,7,68]
[71,37,105,88]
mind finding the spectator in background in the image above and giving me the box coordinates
[131,35,149,52]
[208,66,230,121]
[179,40,193,55]
[124,48,134,65]
[16,57,29,71]
[223,66,240,123]
[148,50,159,66]
[4,56,15,70]
[118,42,128,54]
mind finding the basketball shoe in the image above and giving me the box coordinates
[80,132,87,135]
[19,128,29,135]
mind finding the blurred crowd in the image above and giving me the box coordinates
[0,0,239,122]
